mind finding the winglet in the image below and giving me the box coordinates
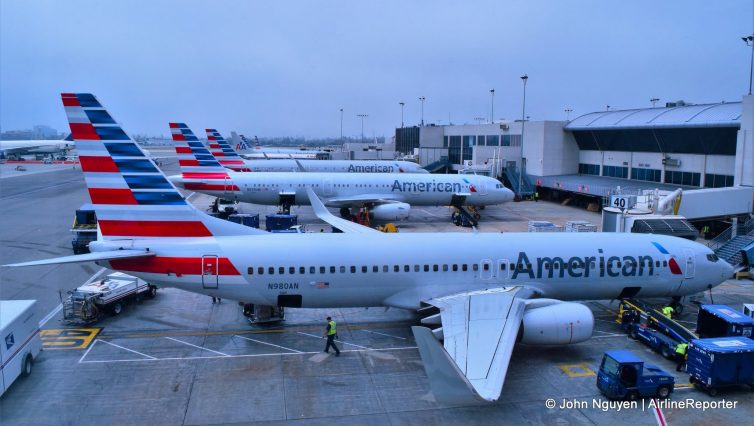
[411,326,483,405]
[305,188,379,234]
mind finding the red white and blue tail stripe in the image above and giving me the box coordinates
[170,123,240,193]
[62,93,259,239]
[206,129,251,172]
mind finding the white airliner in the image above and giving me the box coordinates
[230,132,323,159]
[0,135,73,158]
[202,127,427,173]
[6,94,734,405]
[169,124,512,221]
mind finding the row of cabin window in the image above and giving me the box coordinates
[250,263,479,275]
[247,259,669,276]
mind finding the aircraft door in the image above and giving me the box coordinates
[201,255,219,289]
[323,179,333,196]
[683,249,695,278]
[480,259,493,280]
[496,259,510,282]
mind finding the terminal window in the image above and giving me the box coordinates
[602,165,628,178]
[665,171,700,187]
[704,173,734,188]
[578,163,600,176]
[631,167,661,183]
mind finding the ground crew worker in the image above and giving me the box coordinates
[675,342,688,371]
[702,225,710,239]
[662,305,674,319]
[534,191,539,202]
[323,316,340,356]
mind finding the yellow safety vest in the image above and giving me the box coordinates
[328,320,337,336]
[662,306,674,318]
[675,343,688,355]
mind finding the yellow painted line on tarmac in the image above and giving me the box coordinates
[41,328,101,350]
[559,363,596,377]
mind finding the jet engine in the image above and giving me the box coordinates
[518,301,594,345]
[371,203,410,221]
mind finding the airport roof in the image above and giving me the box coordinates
[566,102,741,131]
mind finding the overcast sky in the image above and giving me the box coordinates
[1,0,752,139]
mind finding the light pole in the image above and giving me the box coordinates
[519,74,528,197]
[564,108,573,121]
[399,102,405,128]
[339,108,343,142]
[419,96,426,126]
[606,105,611,111]
[357,114,368,142]
[490,89,495,123]
[650,98,659,108]
[743,35,754,95]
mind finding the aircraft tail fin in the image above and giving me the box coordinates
[205,129,250,171]
[60,93,264,240]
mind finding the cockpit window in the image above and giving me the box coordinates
[706,254,718,262]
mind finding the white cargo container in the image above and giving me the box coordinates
[0,300,42,397]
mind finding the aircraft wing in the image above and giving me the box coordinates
[412,286,534,404]
[305,188,380,234]
[320,195,403,208]
[3,250,156,267]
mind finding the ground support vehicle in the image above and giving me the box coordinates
[0,300,42,397]
[687,337,754,396]
[597,350,675,400]
[61,272,157,323]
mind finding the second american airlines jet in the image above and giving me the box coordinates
[169,124,513,221]
[7,94,734,405]
[203,128,427,174]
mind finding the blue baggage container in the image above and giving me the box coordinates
[265,214,298,231]
[228,213,260,229]
[697,305,754,338]
[687,337,754,395]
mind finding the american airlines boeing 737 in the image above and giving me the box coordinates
[6,94,734,405]
[168,124,513,221]
[203,128,427,173]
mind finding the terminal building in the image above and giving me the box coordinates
[394,95,754,222]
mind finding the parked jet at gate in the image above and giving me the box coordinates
[5,94,734,405]
[230,132,323,159]
[203,128,427,173]
[169,124,512,221]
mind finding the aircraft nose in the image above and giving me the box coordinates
[721,259,736,279]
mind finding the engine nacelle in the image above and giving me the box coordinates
[371,202,410,221]
[519,302,594,345]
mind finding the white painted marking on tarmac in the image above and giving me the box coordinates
[590,333,625,338]
[78,346,418,364]
[296,331,369,349]
[164,336,229,356]
[98,339,157,360]
[417,208,441,217]
[41,267,107,327]
[78,339,99,363]
[360,329,406,340]
[233,335,302,353]
[39,304,63,328]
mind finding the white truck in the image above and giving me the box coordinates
[1,300,42,398]
[62,272,157,323]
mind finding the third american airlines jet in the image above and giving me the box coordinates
[7,94,734,405]
[169,124,513,221]
[203,128,427,174]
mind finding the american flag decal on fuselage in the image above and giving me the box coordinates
[62,93,212,238]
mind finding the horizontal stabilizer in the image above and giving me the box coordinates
[3,249,156,267]
[305,188,380,234]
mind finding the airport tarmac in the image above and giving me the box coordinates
[1,161,753,424]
